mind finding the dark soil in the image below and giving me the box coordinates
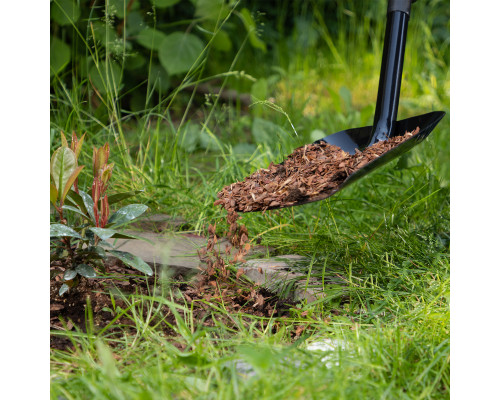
[215,128,420,212]
[50,262,296,351]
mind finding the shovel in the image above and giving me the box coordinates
[306,0,445,202]
[216,0,445,213]
[232,0,445,212]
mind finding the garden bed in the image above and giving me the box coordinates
[50,207,298,351]
[50,261,297,351]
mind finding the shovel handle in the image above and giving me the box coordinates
[388,0,416,15]
[369,0,416,146]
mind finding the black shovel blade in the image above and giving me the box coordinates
[263,111,446,210]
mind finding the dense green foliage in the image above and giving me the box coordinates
[51,0,450,398]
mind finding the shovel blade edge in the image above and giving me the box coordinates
[316,111,446,192]
[317,111,446,154]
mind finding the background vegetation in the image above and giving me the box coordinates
[50,0,450,398]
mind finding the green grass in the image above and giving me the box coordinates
[50,0,450,398]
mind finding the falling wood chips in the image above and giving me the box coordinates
[215,128,420,212]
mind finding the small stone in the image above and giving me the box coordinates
[105,230,273,277]
[239,256,324,303]
[128,214,188,232]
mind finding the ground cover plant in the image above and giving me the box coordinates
[50,0,450,398]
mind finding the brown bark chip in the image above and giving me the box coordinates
[215,128,420,212]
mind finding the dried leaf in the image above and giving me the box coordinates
[295,325,305,338]
[253,294,265,308]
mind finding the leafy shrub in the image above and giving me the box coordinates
[50,0,266,114]
[50,132,152,295]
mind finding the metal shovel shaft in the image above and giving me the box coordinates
[369,0,414,146]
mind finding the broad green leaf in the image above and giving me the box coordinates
[51,147,76,199]
[148,64,170,93]
[210,28,232,52]
[51,0,81,26]
[80,191,96,224]
[76,264,97,278]
[136,28,168,51]
[107,231,151,240]
[152,0,180,8]
[50,183,59,206]
[294,17,319,49]
[199,130,219,151]
[107,204,148,226]
[98,240,113,248]
[50,37,71,76]
[88,62,122,95]
[126,53,146,70]
[108,250,153,276]
[74,248,102,261]
[50,224,81,239]
[194,0,229,21]
[238,345,276,371]
[251,117,287,147]
[107,190,143,205]
[158,32,205,75]
[107,0,128,19]
[63,269,77,281]
[62,165,84,204]
[88,246,107,259]
[59,283,70,296]
[126,11,144,36]
[66,190,89,217]
[62,205,91,220]
[232,143,257,156]
[180,122,202,153]
[84,227,96,243]
[91,21,119,49]
[89,227,118,240]
[238,8,266,52]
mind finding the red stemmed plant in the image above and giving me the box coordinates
[50,133,151,295]
[91,143,114,230]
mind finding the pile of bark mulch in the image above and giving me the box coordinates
[50,210,296,351]
[215,128,420,212]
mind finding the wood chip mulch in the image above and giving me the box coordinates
[215,128,420,212]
